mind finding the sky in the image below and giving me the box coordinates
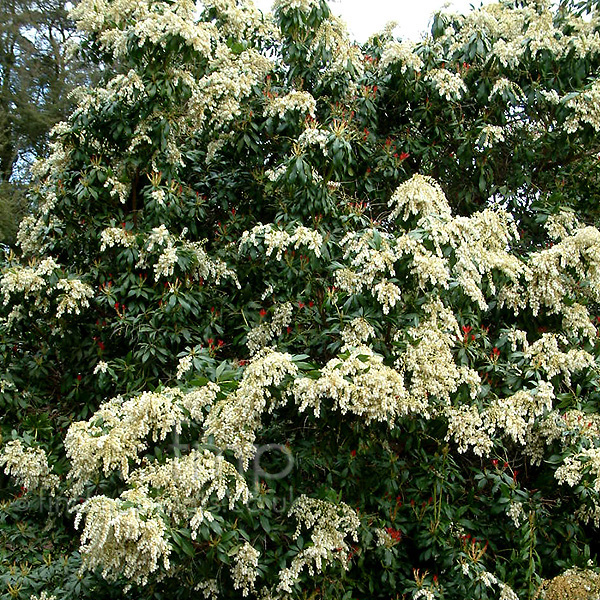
[253,0,492,42]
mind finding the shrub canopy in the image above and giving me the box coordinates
[2,0,600,598]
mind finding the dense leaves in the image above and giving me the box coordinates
[2,0,600,599]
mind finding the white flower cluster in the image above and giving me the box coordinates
[5,304,24,328]
[334,229,401,313]
[297,125,329,153]
[525,333,594,386]
[445,382,555,456]
[438,3,600,69]
[0,378,14,393]
[202,0,277,41]
[247,302,294,355]
[128,449,249,528]
[395,235,450,291]
[309,16,364,77]
[55,278,95,319]
[74,487,171,587]
[565,80,600,133]
[479,570,499,589]
[506,328,528,352]
[528,409,600,466]
[568,11,600,56]
[104,176,130,204]
[71,0,216,59]
[525,9,564,58]
[276,496,359,593]
[398,300,480,407]
[507,500,525,528]
[442,210,522,308]
[1,257,59,305]
[489,78,525,103]
[146,224,170,251]
[137,226,238,286]
[195,579,219,600]
[239,223,323,260]
[545,210,580,241]
[17,214,50,256]
[154,245,179,280]
[556,447,600,492]
[151,188,166,206]
[540,88,561,105]
[374,527,398,548]
[69,383,253,585]
[265,163,287,182]
[426,69,468,102]
[192,46,273,130]
[176,354,193,379]
[373,279,402,315]
[339,181,524,315]
[486,383,555,445]
[0,440,59,494]
[261,283,274,301]
[231,542,260,596]
[203,349,298,468]
[389,174,452,223]
[293,347,419,424]
[29,129,69,184]
[273,0,320,14]
[379,40,424,73]
[65,384,220,492]
[94,360,109,375]
[500,225,600,325]
[513,248,564,314]
[102,70,146,109]
[445,404,492,456]
[265,91,317,120]
[499,582,520,600]
[341,317,375,350]
[1,258,95,323]
[576,502,600,528]
[477,124,505,150]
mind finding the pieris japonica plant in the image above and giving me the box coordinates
[2,0,600,598]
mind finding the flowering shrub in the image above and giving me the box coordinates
[2,0,600,598]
